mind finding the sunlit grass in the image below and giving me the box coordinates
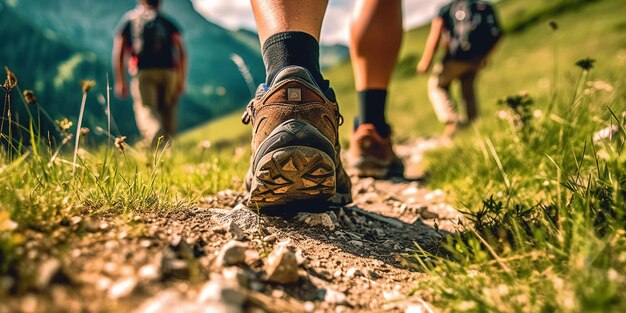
[0,74,248,281]
[410,1,626,308]
[416,59,626,311]
[1,0,625,310]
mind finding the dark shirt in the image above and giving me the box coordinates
[438,2,454,32]
[437,0,501,60]
[116,7,181,70]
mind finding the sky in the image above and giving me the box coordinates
[193,0,449,45]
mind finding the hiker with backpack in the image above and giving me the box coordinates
[113,0,187,147]
[418,0,502,138]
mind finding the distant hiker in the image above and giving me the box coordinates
[113,0,187,147]
[418,0,502,137]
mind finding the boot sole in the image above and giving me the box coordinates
[247,146,337,208]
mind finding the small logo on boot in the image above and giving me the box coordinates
[287,88,302,101]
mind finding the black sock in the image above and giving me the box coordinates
[358,89,389,137]
[262,31,328,91]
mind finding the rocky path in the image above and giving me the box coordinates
[1,138,463,313]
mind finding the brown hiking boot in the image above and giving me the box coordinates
[349,123,404,179]
[241,66,352,209]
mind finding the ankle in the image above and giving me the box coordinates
[357,89,389,137]
[262,31,327,90]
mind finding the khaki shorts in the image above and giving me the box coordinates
[130,69,178,146]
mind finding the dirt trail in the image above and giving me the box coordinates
[1,138,462,313]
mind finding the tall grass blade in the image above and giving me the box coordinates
[485,137,511,190]
[72,92,88,171]
[106,73,111,143]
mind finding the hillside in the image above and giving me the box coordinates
[0,0,352,143]
[0,0,265,140]
[0,2,121,138]
[180,0,626,148]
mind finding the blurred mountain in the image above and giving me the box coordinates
[320,44,350,70]
[0,0,265,141]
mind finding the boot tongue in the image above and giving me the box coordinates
[269,66,335,102]
[270,66,317,87]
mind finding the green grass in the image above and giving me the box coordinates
[2,0,626,310]
[183,0,626,311]
[0,96,249,290]
[0,130,249,222]
[406,0,626,311]
[417,67,626,311]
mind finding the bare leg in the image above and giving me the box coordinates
[350,0,403,90]
[348,0,405,178]
[428,62,459,138]
[251,0,328,44]
[428,63,458,124]
[460,70,478,123]
[251,0,330,88]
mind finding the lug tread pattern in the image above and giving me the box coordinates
[248,146,336,207]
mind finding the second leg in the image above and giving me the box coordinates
[349,0,405,178]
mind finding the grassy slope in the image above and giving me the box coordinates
[408,1,626,311]
[179,0,626,148]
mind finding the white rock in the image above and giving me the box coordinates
[228,221,246,241]
[138,264,160,280]
[402,186,419,196]
[135,291,181,313]
[264,242,299,284]
[383,290,403,301]
[348,240,364,248]
[295,249,307,265]
[406,303,425,313]
[323,288,347,304]
[333,270,342,279]
[103,262,118,275]
[108,277,138,299]
[217,241,248,267]
[304,301,316,313]
[263,234,278,243]
[96,277,112,291]
[222,267,249,288]
[296,212,338,230]
[198,276,246,306]
[423,189,446,204]
[271,289,285,298]
[438,204,461,220]
[36,258,64,289]
[345,267,363,278]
